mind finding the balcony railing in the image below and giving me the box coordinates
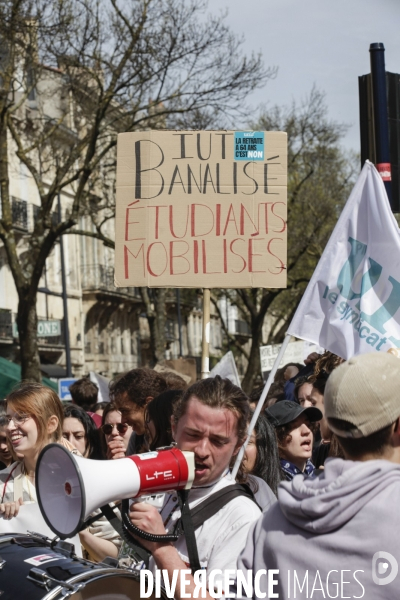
[32,205,59,227]
[11,197,28,231]
[81,264,141,299]
[0,311,13,339]
[0,198,53,233]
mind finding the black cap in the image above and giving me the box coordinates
[265,400,322,428]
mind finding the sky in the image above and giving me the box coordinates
[209,0,400,153]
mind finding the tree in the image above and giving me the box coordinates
[212,89,357,393]
[0,0,276,380]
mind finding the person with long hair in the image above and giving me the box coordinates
[62,404,103,460]
[0,383,65,518]
[64,403,125,562]
[242,412,281,497]
[144,389,184,451]
[100,403,133,459]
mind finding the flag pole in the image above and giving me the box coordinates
[231,333,291,480]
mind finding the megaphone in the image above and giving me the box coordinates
[36,443,194,539]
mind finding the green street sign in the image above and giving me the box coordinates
[13,320,61,338]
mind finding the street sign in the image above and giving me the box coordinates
[58,378,77,401]
[13,319,61,338]
[37,320,61,336]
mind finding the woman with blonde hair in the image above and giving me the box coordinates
[0,382,67,519]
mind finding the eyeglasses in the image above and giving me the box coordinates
[101,423,129,436]
[5,414,31,426]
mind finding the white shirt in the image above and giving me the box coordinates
[150,472,261,593]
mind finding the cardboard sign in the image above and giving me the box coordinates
[115,130,287,288]
[260,340,324,376]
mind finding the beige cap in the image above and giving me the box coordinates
[325,352,400,438]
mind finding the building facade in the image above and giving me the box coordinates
[0,196,226,379]
[0,63,245,382]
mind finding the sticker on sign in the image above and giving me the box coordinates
[234,131,264,161]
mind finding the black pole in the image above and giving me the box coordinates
[370,43,392,205]
[176,289,183,357]
[58,192,72,377]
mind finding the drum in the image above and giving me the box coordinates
[0,533,165,600]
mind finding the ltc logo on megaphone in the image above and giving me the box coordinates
[146,470,173,481]
[36,444,195,539]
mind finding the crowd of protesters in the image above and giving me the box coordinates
[0,349,398,597]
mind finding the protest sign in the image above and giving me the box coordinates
[260,339,324,377]
[288,161,400,359]
[115,130,287,289]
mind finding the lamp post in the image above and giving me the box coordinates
[370,43,392,205]
[58,191,72,377]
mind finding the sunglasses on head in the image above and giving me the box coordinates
[101,423,129,435]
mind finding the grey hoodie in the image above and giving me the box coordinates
[235,458,400,599]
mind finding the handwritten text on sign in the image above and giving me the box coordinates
[115,130,287,288]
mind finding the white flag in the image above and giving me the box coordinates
[89,371,110,403]
[287,161,400,359]
[209,351,241,387]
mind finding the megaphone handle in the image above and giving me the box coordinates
[121,493,201,574]
[121,499,180,543]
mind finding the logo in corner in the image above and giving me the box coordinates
[372,551,398,586]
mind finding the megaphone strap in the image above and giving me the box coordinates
[189,483,259,530]
[177,489,201,574]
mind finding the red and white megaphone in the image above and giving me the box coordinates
[36,443,194,539]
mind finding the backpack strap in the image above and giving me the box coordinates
[176,484,257,573]
[177,489,201,573]
[190,483,259,531]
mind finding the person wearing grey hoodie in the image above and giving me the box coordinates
[235,352,400,599]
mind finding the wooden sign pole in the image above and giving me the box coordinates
[201,288,211,379]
